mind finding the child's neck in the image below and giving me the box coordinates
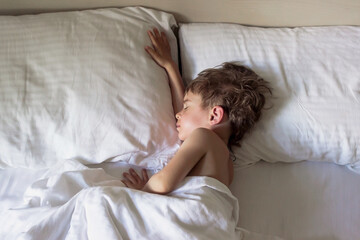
[210,123,231,146]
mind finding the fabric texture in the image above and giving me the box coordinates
[2,159,359,239]
[179,23,360,170]
[0,164,282,240]
[230,161,360,239]
[0,7,180,169]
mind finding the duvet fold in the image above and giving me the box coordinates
[0,166,281,240]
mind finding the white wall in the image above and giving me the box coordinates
[1,0,360,26]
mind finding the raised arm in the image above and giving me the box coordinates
[122,29,192,194]
[145,28,184,115]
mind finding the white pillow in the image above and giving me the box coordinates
[179,23,360,170]
[0,7,180,170]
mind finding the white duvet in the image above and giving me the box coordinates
[0,164,281,240]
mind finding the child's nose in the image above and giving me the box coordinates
[176,112,181,119]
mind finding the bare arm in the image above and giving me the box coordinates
[122,129,208,194]
[164,61,185,115]
[145,28,185,115]
[122,29,191,194]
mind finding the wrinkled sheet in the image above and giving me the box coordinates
[0,164,282,240]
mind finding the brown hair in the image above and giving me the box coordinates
[185,62,271,147]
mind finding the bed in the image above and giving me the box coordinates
[0,1,359,240]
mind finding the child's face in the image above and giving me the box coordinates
[175,91,211,141]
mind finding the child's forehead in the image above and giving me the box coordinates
[184,91,199,100]
[183,92,204,107]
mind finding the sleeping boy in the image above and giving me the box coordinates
[121,28,271,194]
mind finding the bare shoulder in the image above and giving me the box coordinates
[184,128,228,155]
[187,128,233,186]
[193,127,227,145]
[183,128,211,145]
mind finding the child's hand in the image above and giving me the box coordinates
[122,168,149,190]
[145,28,173,69]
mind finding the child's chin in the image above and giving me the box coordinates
[178,133,186,141]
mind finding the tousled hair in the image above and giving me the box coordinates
[185,62,272,147]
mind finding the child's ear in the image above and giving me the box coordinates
[209,106,225,125]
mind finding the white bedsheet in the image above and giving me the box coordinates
[230,161,360,240]
[1,160,359,239]
[0,162,281,240]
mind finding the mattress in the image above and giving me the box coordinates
[231,161,360,240]
[1,161,359,239]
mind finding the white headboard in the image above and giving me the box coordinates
[1,0,360,27]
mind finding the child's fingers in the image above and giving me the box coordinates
[148,28,167,50]
[147,30,158,48]
[142,169,149,182]
[161,32,169,46]
[145,46,162,64]
[153,28,161,39]
[121,179,129,187]
[121,179,134,188]
[129,168,142,183]
[145,45,157,57]
[123,172,137,183]
[148,29,162,50]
